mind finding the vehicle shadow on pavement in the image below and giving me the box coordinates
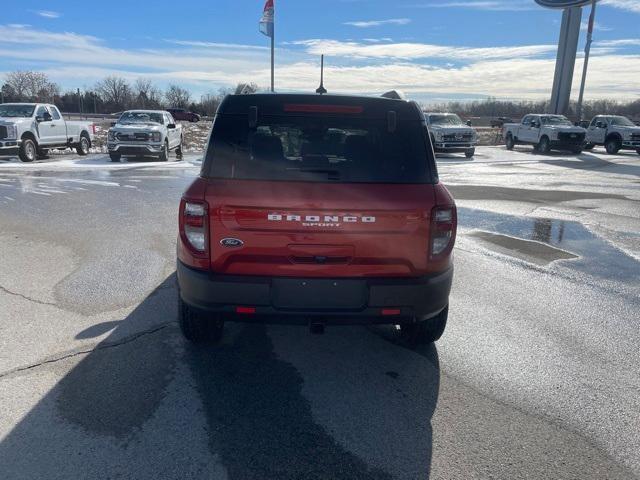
[541,152,640,177]
[0,274,440,480]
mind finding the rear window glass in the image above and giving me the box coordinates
[203,113,434,184]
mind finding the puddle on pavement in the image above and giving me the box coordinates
[458,208,640,282]
[467,231,578,266]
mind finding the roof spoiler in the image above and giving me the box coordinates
[380,90,406,100]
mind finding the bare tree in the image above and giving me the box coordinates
[165,84,191,108]
[4,71,59,102]
[95,76,132,111]
[234,82,259,95]
[134,78,163,109]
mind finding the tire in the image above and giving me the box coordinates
[571,147,583,155]
[159,140,169,162]
[109,153,121,162]
[175,137,183,160]
[537,136,551,154]
[19,137,37,162]
[179,296,223,343]
[464,148,475,158]
[76,133,91,156]
[605,137,621,155]
[583,143,595,150]
[505,134,514,150]
[401,306,448,346]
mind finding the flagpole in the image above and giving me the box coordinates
[270,20,275,92]
[271,23,276,92]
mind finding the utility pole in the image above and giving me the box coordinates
[576,0,597,121]
[77,88,82,114]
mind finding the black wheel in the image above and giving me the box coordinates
[537,136,551,154]
[179,296,224,343]
[464,148,475,158]
[401,306,448,345]
[159,140,169,161]
[175,137,183,160]
[583,143,595,150]
[19,138,37,162]
[571,147,583,154]
[76,133,91,156]
[109,153,121,162]
[505,134,514,150]
[605,137,621,154]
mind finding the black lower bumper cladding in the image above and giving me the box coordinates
[177,261,452,324]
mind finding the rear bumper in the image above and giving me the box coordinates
[177,260,452,324]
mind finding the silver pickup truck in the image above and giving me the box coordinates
[424,112,477,158]
[503,114,586,154]
[107,110,183,162]
[0,103,95,162]
[584,115,640,155]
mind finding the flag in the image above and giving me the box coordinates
[259,0,274,38]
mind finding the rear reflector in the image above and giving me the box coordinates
[236,306,256,314]
[381,308,401,316]
[283,104,364,114]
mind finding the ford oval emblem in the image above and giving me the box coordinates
[220,238,244,248]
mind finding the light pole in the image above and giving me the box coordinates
[576,0,597,121]
[535,1,600,116]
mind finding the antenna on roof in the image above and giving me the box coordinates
[316,55,327,95]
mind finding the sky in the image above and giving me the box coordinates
[1,0,639,103]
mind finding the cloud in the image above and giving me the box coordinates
[601,0,640,13]
[34,10,61,19]
[580,21,611,32]
[595,38,640,47]
[294,39,557,60]
[0,24,638,101]
[410,1,535,11]
[344,18,411,28]
[163,39,268,50]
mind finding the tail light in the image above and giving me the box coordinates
[429,205,456,260]
[91,123,97,135]
[180,199,208,256]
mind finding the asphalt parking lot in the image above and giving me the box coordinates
[0,146,639,479]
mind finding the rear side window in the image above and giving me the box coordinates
[203,113,434,184]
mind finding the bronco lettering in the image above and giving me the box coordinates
[268,213,376,223]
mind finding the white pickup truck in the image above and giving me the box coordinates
[503,114,586,154]
[107,110,183,162]
[584,115,640,155]
[424,112,477,158]
[0,103,95,162]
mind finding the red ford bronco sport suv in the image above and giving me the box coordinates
[177,93,456,344]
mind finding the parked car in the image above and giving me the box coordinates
[107,110,183,162]
[584,115,640,155]
[424,112,477,158]
[167,108,200,123]
[177,93,457,345]
[503,114,586,154]
[0,103,95,162]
